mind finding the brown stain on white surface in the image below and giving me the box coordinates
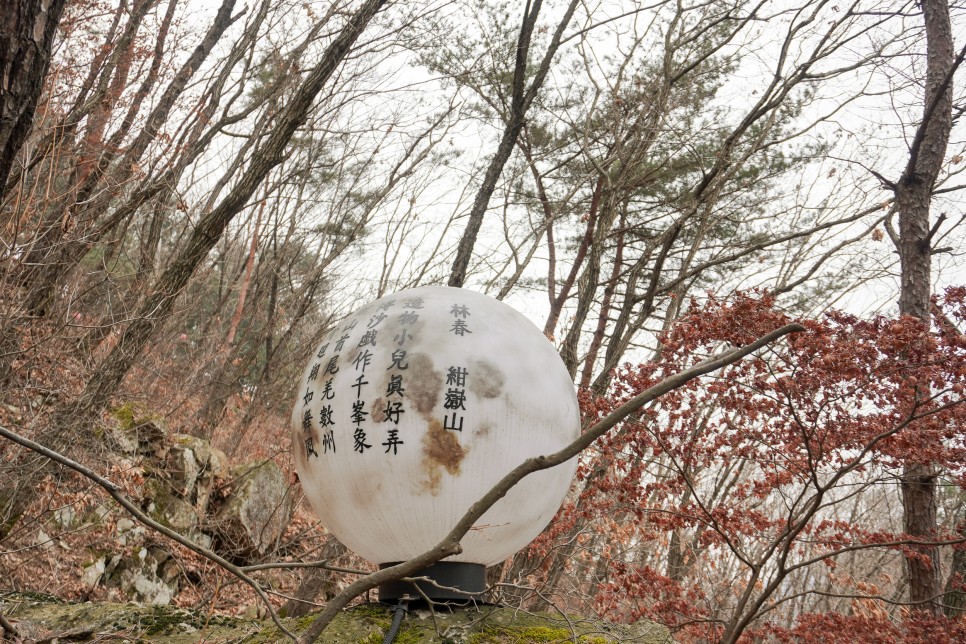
[468,358,505,399]
[420,418,468,495]
[371,396,388,422]
[292,423,308,471]
[406,353,442,414]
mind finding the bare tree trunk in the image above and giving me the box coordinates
[0,0,67,202]
[543,178,602,338]
[22,0,240,315]
[14,0,157,298]
[0,0,390,541]
[895,0,956,614]
[945,511,966,617]
[579,211,626,389]
[560,194,621,377]
[448,0,579,288]
[66,0,388,424]
[281,537,348,618]
[227,190,266,346]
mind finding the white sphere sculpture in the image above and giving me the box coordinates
[292,286,580,599]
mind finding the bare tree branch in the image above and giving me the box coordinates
[297,322,804,643]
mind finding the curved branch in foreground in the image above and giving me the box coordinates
[0,323,804,642]
[0,424,298,642]
[297,322,806,643]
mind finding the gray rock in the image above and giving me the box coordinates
[163,434,228,515]
[52,506,76,529]
[210,459,292,560]
[81,557,106,588]
[165,436,205,499]
[202,446,229,511]
[111,406,168,456]
[143,479,200,535]
[102,546,179,605]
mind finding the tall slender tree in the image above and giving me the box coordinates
[447,0,580,288]
[893,0,958,613]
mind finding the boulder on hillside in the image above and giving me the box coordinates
[209,459,292,560]
[110,404,168,456]
[142,478,200,536]
[162,434,228,514]
[84,545,181,606]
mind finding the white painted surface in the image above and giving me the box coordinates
[292,286,580,566]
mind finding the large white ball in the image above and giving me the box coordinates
[291,286,580,566]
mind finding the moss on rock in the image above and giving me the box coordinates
[109,403,167,455]
[0,593,672,643]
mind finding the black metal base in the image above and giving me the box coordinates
[378,562,486,604]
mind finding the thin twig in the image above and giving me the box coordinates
[241,560,369,575]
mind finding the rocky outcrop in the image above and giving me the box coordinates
[70,416,292,607]
[210,459,293,559]
[83,544,182,605]
[111,404,168,456]
[143,478,201,536]
[163,434,228,513]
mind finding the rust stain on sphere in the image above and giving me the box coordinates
[421,418,468,495]
[371,396,388,423]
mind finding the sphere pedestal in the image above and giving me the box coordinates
[378,562,485,604]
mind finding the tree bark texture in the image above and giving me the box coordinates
[0,0,67,202]
[0,0,389,540]
[896,0,955,613]
[944,514,966,617]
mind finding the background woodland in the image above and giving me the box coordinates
[3,0,966,642]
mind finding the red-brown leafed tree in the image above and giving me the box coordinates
[550,291,966,643]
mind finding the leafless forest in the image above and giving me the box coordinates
[2,0,966,642]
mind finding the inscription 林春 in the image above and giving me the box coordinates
[449,303,472,336]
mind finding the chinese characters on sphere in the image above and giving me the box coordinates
[299,298,476,460]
